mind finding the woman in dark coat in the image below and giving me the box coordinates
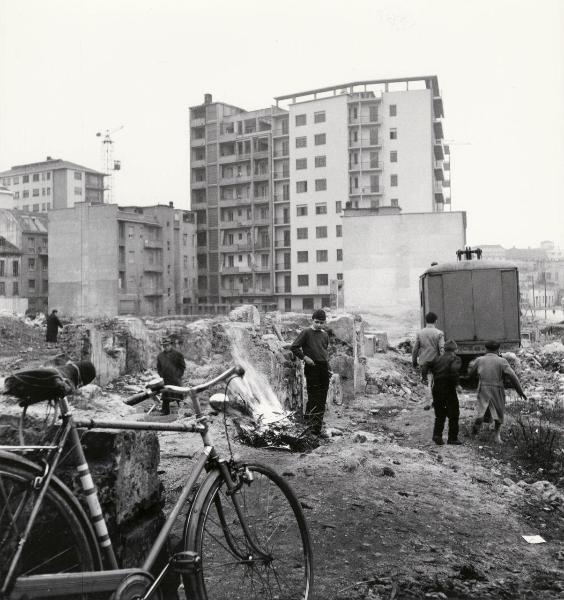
[46,309,63,343]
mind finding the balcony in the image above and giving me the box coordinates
[221,242,253,252]
[191,117,205,127]
[253,265,271,273]
[218,153,236,163]
[275,240,290,249]
[144,239,163,248]
[273,170,290,180]
[191,137,205,147]
[348,115,381,125]
[253,217,271,227]
[220,174,252,185]
[253,195,270,204]
[348,139,380,149]
[220,220,253,229]
[433,121,444,140]
[434,142,444,160]
[275,263,291,271]
[272,127,289,138]
[273,149,289,158]
[219,197,252,207]
[274,217,290,225]
[348,161,381,171]
[253,171,270,180]
[221,265,252,274]
[144,288,163,296]
[254,240,271,250]
[273,195,290,203]
[191,179,206,188]
[253,150,270,159]
[275,286,292,293]
[143,264,163,272]
[349,187,384,196]
[434,165,444,181]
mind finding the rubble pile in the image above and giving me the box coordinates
[233,417,319,452]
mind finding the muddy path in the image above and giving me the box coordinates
[157,379,564,599]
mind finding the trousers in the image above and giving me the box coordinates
[304,361,330,434]
[432,380,460,442]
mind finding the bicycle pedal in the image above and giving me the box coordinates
[169,551,201,574]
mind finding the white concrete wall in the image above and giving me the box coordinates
[343,210,466,314]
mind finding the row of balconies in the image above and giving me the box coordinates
[220,265,271,274]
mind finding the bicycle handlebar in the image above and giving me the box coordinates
[123,365,245,406]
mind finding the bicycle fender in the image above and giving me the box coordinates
[182,468,222,549]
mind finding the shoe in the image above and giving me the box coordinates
[447,439,463,445]
[432,437,444,445]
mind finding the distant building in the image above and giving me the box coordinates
[48,202,196,317]
[190,76,450,312]
[478,244,506,261]
[0,185,13,209]
[0,157,105,213]
[0,209,48,313]
[0,236,22,298]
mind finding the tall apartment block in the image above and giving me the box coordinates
[48,203,196,317]
[190,76,449,312]
[0,157,105,213]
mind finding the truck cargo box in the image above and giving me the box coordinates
[419,260,520,355]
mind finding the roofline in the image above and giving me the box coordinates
[274,75,440,103]
[0,159,106,177]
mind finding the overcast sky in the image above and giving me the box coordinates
[1,0,562,249]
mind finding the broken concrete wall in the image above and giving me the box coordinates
[0,414,164,567]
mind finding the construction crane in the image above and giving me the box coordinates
[96,126,123,203]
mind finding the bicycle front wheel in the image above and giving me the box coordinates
[185,462,313,600]
[0,451,101,599]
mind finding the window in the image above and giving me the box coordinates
[316,250,328,262]
[389,104,397,117]
[295,114,306,126]
[317,274,329,286]
[390,150,398,163]
[337,249,343,261]
[42,280,48,293]
[28,258,35,271]
[0,260,4,276]
[13,176,18,184]
[23,175,29,183]
[23,190,29,198]
[297,227,308,240]
[336,224,342,237]
[46,187,50,195]
[391,198,399,207]
[297,251,309,263]
[13,282,18,295]
[315,179,327,191]
[296,136,307,148]
[316,226,327,238]
[0,282,4,295]
[296,181,308,193]
[32,204,39,212]
[315,155,326,168]
[32,189,39,196]
[74,187,82,195]
[390,128,397,140]
[391,174,398,187]
[14,192,19,199]
[297,274,309,286]
[28,279,36,290]
[11,261,18,276]
[32,174,39,182]
[314,133,326,145]
[46,172,50,180]
[302,298,314,310]
[296,158,307,170]
[297,205,308,216]
[74,171,83,180]
[314,111,326,123]
[315,203,327,215]
[335,201,342,213]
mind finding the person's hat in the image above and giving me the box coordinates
[312,309,326,322]
[485,340,500,351]
[444,339,458,351]
[161,336,172,344]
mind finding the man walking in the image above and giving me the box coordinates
[46,309,63,344]
[412,312,445,387]
[468,340,527,443]
[290,309,330,436]
[156,336,186,416]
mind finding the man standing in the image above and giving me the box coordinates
[412,311,445,382]
[156,336,186,416]
[290,309,330,436]
[45,309,63,344]
[468,340,526,443]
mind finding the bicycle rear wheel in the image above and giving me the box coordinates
[0,451,101,599]
[184,462,313,600]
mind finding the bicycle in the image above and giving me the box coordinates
[0,365,313,600]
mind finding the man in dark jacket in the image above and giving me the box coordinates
[46,309,63,343]
[156,336,186,415]
[290,309,330,436]
[422,339,462,445]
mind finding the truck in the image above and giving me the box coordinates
[419,255,521,369]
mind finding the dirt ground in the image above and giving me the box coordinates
[2,314,564,599]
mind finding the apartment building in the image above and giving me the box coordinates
[190,77,449,312]
[0,236,22,302]
[48,202,196,317]
[0,209,48,313]
[0,157,105,213]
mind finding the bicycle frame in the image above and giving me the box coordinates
[3,366,270,600]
